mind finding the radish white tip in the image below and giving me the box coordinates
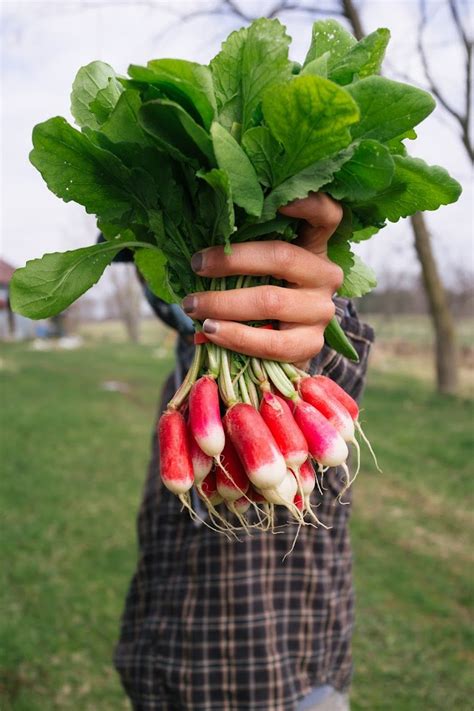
[282,521,302,561]
[336,463,352,505]
[355,420,382,472]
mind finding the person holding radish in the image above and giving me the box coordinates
[11,16,459,708]
[114,192,374,711]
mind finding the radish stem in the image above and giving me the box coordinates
[168,345,203,410]
[263,361,297,399]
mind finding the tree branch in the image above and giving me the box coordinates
[449,0,472,157]
[418,0,473,161]
[341,0,364,39]
[224,0,342,20]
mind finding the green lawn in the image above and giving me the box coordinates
[1,333,473,710]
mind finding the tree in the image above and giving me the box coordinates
[339,0,463,394]
[109,264,142,343]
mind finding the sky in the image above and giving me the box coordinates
[1,0,472,298]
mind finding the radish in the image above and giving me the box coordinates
[188,376,225,458]
[223,403,286,490]
[298,458,316,497]
[292,400,348,467]
[263,470,298,508]
[311,375,359,421]
[299,377,355,443]
[227,495,251,515]
[291,459,329,528]
[247,485,267,504]
[294,493,304,511]
[158,410,194,496]
[198,469,222,506]
[259,392,308,470]
[189,434,213,484]
[310,375,380,471]
[299,376,361,481]
[216,439,250,502]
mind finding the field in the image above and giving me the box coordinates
[1,317,473,710]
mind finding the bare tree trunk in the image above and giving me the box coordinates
[341,0,459,393]
[110,266,142,344]
[410,213,458,393]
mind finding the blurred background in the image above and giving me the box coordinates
[1,1,473,709]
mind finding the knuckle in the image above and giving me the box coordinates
[272,241,296,271]
[232,327,249,352]
[324,198,343,229]
[259,286,284,318]
[303,328,325,360]
[273,331,300,363]
[329,263,344,290]
[260,329,286,360]
[321,299,336,325]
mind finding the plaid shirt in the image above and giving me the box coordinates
[114,299,374,711]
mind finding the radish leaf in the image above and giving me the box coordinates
[29,117,139,222]
[211,122,263,217]
[327,140,394,202]
[304,20,356,69]
[130,59,216,130]
[262,75,359,181]
[134,248,173,302]
[139,99,215,164]
[329,28,390,85]
[347,77,435,142]
[197,168,235,250]
[71,61,122,130]
[10,241,137,319]
[241,126,283,187]
[211,18,292,133]
[261,147,356,220]
[353,155,463,223]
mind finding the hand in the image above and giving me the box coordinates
[182,192,343,369]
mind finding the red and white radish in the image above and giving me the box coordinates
[298,458,316,497]
[299,377,355,443]
[309,375,380,470]
[311,375,359,421]
[299,376,361,480]
[189,435,213,484]
[227,495,251,515]
[294,493,304,511]
[262,470,298,507]
[292,400,348,467]
[158,410,194,496]
[292,459,328,528]
[198,469,222,506]
[259,392,308,469]
[216,439,250,502]
[188,376,225,457]
[223,403,286,490]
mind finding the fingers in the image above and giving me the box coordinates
[191,241,342,289]
[278,192,343,253]
[201,320,326,362]
[182,286,336,325]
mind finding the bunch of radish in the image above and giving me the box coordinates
[158,343,376,533]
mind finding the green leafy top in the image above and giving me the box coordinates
[11,17,462,343]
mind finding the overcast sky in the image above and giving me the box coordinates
[1,0,472,295]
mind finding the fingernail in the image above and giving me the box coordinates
[182,296,197,314]
[191,252,204,273]
[203,319,218,335]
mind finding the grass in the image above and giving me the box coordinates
[1,323,473,710]
[361,313,473,349]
